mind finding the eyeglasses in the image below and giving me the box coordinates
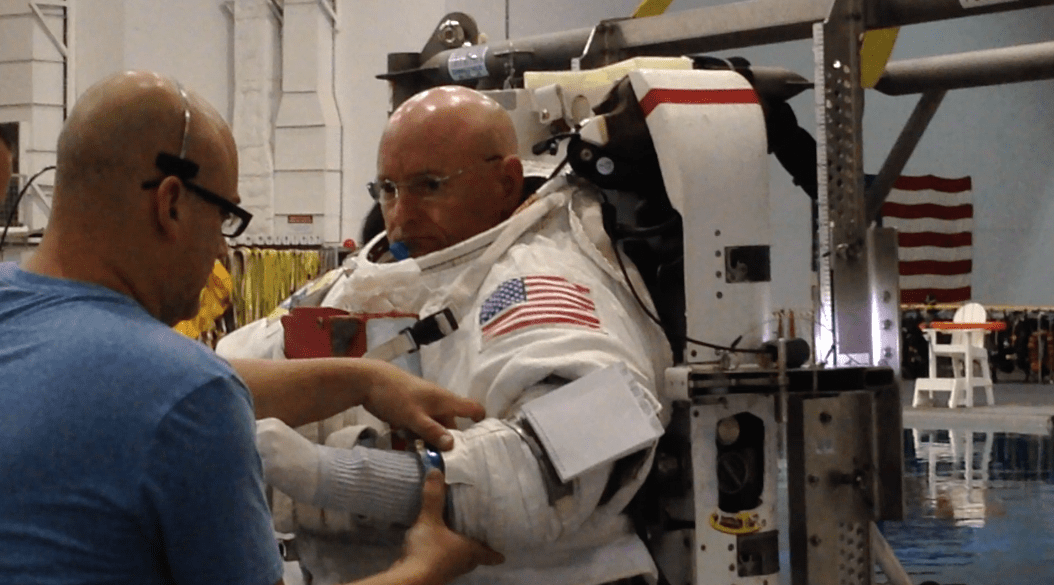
[140,83,252,238]
[141,176,252,238]
[367,155,504,205]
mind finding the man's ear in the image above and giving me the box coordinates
[152,176,184,236]
[499,155,525,210]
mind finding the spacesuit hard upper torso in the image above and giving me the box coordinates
[218,176,673,585]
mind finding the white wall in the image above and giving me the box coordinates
[334,1,446,244]
[72,0,233,118]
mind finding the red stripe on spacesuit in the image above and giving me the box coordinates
[639,88,759,117]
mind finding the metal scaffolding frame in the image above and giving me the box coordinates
[382,0,1054,368]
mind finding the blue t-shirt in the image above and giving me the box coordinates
[0,262,283,585]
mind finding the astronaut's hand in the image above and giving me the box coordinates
[255,417,320,502]
[394,469,504,584]
[360,359,486,451]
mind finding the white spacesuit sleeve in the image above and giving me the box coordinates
[215,315,286,359]
[434,365,663,553]
[443,419,616,551]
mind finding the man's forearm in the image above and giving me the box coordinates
[231,358,371,426]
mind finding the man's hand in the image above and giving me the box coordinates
[232,357,485,436]
[394,470,503,584]
[360,359,486,450]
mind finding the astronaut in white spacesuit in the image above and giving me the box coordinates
[218,86,673,585]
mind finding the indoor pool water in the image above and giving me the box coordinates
[879,429,1054,585]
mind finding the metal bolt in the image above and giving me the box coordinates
[728,544,734,551]
[808,474,819,485]
[810,535,822,547]
[819,412,832,424]
[436,19,466,47]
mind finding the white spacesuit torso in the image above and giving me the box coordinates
[219,176,673,585]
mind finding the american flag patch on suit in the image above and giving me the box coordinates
[478,275,601,341]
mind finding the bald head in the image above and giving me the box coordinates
[28,71,240,326]
[53,71,236,227]
[382,86,518,159]
[376,86,524,257]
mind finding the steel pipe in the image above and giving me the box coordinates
[390,0,1054,83]
[874,40,1054,95]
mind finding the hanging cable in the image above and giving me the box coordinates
[0,166,56,253]
[539,133,767,356]
[600,191,765,356]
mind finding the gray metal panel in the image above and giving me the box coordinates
[787,392,876,585]
[867,227,902,372]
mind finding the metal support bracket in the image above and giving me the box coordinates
[269,0,284,24]
[816,0,871,363]
[29,1,68,59]
[787,391,876,585]
[27,183,52,217]
[316,0,337,30]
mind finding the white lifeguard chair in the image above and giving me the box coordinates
[912,302,999,408]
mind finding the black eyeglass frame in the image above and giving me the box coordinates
[139,83,252,238]
[141,172,253,238]
[367,155,505,204]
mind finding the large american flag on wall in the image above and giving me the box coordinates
[880,175,973,304]
[479,276,600,341]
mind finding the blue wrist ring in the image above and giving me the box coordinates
[416,441,445,475]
